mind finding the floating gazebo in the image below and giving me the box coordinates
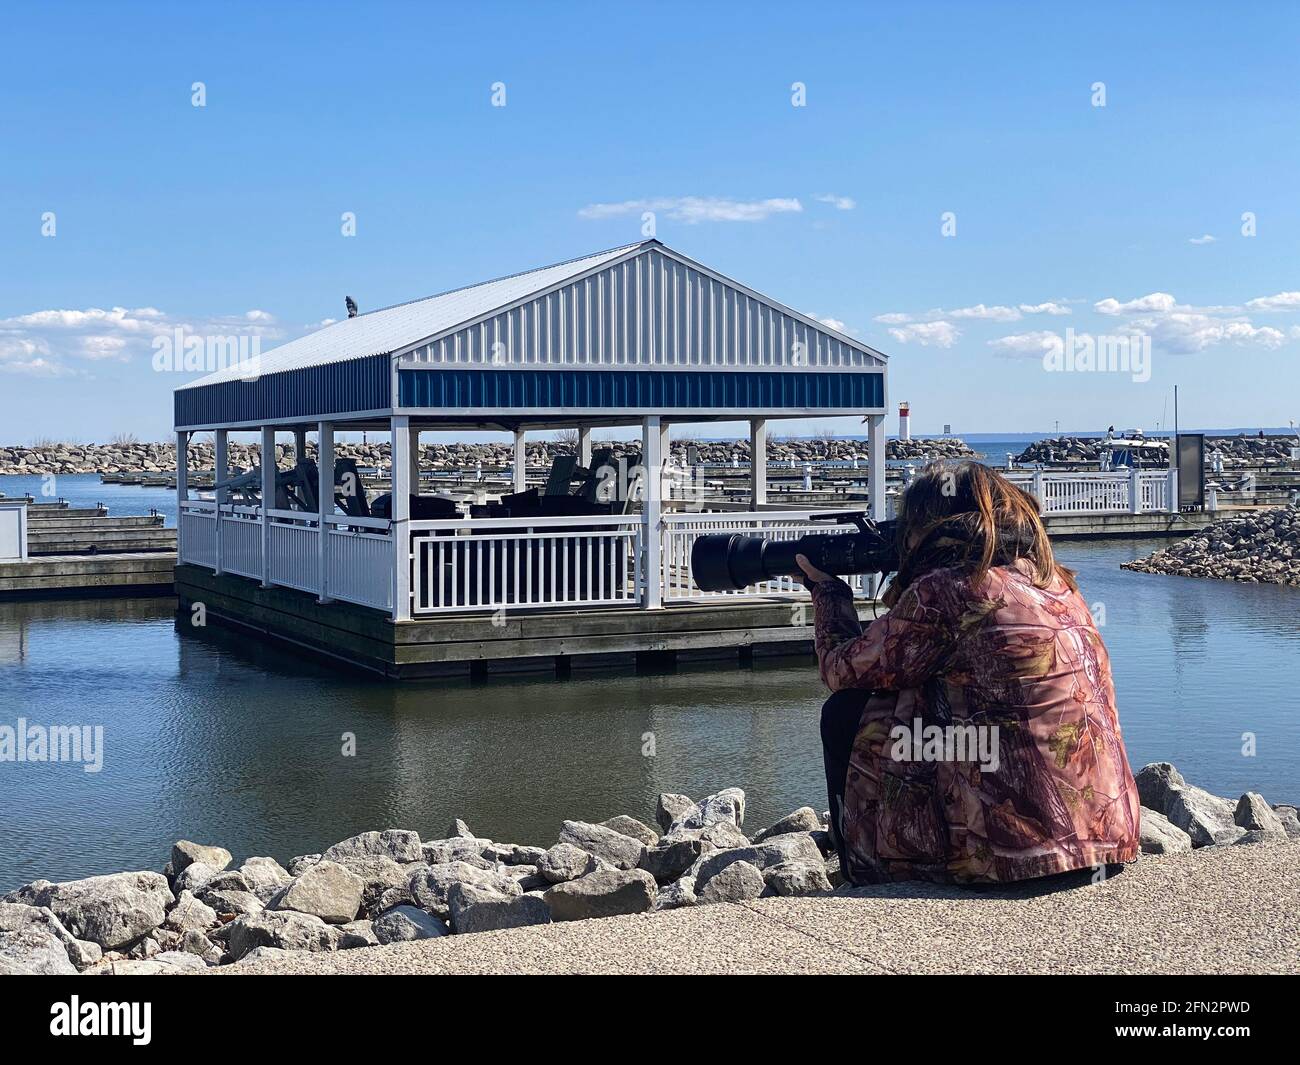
[173,240,889,675]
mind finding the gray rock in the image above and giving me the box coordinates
[1165,786,1241,847]
[237,857,292,902]
[329,855,419,917]
[373,904,449,943]
[1273,805,1300,839]
[448,885,552,934]
[0,926,79,974]
[201,870,252,894]
[639,838,705,883]
[420,837,495,866]
[169,840,232,876]
[599,815,660,847]
[752,807,823,843]
[323,829,423,864]
[537,842,601,884]
[763,860,833,896]
[1233,829,1275,846]
[163,890,219,933]
[696,821,751,849]
[653,877,697,910]
[558,820,646,870]
[1139,809,1194,855]
[655,793,695,832]
[1234,793,1286,836]
[506,845,548,866]
[692,832,825,883]
[337,919,380,948]
[226,910,341,961]
[196,886,263,917]
[178,929,221,963]
[152,950,207,971]
[697,860,766,904]
[544,869,657,921]
[174,860,220,894]
[8,872,173,951]
[267,860,363,923]
[233,945,296,963]
[287,854,322,877]
[407,862,520,919]
[1135,762,1186,812]
[0,902,99,970]
[668,787,746,836]
[447,818,475,838]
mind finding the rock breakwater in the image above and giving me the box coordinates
[1122,506,1300,586]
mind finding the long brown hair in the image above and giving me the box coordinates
[884,460,1076,606]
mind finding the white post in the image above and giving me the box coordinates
[513,428,527,493]
[391,416,412,621]
[1166,466,1179,514]
[642,415,663,609]
[318,422,334,603]
[866,414,886,521]
[175,431,189,561]
[1129,467,1142,514]
[1031,469,1045,514]
[260,427,275,588]
[750,417,768,506]
[578,427,593,468]
[214,429,228,575]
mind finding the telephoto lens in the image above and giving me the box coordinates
[690,514,898,592]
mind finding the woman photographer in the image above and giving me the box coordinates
[798,461,1140,886]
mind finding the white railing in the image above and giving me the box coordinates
[1138,470,1171,512]
[178,501,216,567]
[326,515,393,612]
[409,514,641,614]
[1003,469,1176,516]
[220,508,264,580]
[267,511,320,595]
[661,510,872,603]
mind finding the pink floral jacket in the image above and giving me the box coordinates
[812,560,1140,884]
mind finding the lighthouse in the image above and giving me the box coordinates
[899,402,911,441]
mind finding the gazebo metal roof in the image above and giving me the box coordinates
[174,240,887,431]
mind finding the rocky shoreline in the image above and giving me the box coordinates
[1015,434,1299,467]
[0,437,973,477]
[2,767,1296,975]
[1122,506,1300,586]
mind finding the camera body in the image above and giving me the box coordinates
[690,512,899,592]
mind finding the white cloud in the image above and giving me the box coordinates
[1130,312,1285,354]
[1188,234,1216,245]
[814,194,856,210]
[875,300,1070,326]
[948,303,1022,322]
[987,331,1068,358]
[809,314,849,333]
[1246,291,1300,312]
[577,197,803,224]
[873,311,915,325]
[1018,301,1072,316]
[887,321,959,347]
[245,309,274,322]
[1094,292,1179,315]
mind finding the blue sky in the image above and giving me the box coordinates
[2,1,1297,441]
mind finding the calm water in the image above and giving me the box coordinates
[1,536,1297,891]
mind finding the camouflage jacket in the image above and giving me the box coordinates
[811,560,1140,884]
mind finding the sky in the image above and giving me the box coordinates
[1,1,1298,442]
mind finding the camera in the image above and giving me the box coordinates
[690,512,899,592]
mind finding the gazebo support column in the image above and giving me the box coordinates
[641,415,663,609]
[214,429,228,575]
[406,424,421,495]
[260,427,275,588]
[749,417,768,505]
[175,430,189,558]
[391,415,412,622]
[513,429,527,493]
[293,427,307,466]
[866,413,886,521]
[578,427,593,468]
[317,421,333,603]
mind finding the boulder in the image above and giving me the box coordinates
[267,860,363,924]
[664,788,746,839]
[337,920,380,948]
[420,837,495,867]
[169,841,232,876]
[1273,805,1300,839]
[696,822,751,849]
[1164,787,1241,847]
[599,815,660,847]
[653,877,697,910]
[763,861,833,896]
[752,807,822,843]
[177,929,222,964]
[407,862,520,919]
[373,905,449,944]
[323,829,422,864]
[163,890,219,933]
[0,902,100,970]
[1134,762,1186,813]
[201,870,252,894]
[0,926,79,974]
[1138,809,1193,855]
[237,857,293,902]
[655,793,695,832]
[329,855,419,917]
[691,832,825,884]
[639,838,705,884]
[196,886,263,918]
[697,860,767,904]
[448,885,552,934]
[226,910,341,961]
[1234,793,1286,837]
[173,860,220,894]
[537,842,602,884]
[447,818,475,839]
[288,854,322,877]
[505,845,548,866]
[8,872,172,951]
[544,869,657,921]
[558,820,646,870]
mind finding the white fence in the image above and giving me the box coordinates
[1003,469,1176,516]
[409,514,641,614]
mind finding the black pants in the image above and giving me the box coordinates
[820,688,872,868]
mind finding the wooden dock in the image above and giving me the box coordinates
[174,563,863,679]
[0,551,177,599]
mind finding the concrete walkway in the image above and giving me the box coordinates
[221,839,1299,975]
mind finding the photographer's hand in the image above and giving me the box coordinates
[796,553,834,590]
